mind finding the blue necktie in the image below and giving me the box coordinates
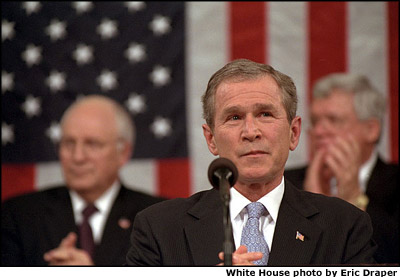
[240,202,269,265]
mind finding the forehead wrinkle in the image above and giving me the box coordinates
[222,103,276,115]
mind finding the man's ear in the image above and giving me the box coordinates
[289,116,302,151]
[363,118,381,143]
[118,140,133,166]
[202,124,219,156]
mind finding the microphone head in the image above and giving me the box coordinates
[208,157,238,189]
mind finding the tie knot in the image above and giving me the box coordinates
[246,202,265,219]
[82,204,98,219]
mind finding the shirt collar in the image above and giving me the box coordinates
[70,181,121,223]
[230,177,285,223]
[359,149,378,193]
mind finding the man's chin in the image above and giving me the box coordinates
[239,169,269,184]
[66,179,95,192]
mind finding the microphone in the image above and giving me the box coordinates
[208,157,238,192]
[207,157,238,266]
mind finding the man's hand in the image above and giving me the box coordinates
[305,133,363,204]
[218,245,263,265]
[324,134,362,202]
[304,148,332,195]
[43,232,94,266]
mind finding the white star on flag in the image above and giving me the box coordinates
[46,70,66,93]
[46,122,62,144]
[2,123,14,146]
[150,116,172,139]
[21,95,42,118]
[97,69,118,91]
[2,20,15,41]
[125,93,146,114]
[125,43,146,63]
[72,2,94,14]
[45,19,67,42]
[149,65,171,87]
[22,2,42,15]
[21,44,42,67]
[125,2,146,13]
[2,71,14,94]
[97,18,118,40]
[149,15,171,36]
[73,43,94,65]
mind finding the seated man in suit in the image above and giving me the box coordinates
[284,73,399,264]
[126,59,376,266]
[1,95,165,266]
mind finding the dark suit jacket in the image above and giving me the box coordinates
[126,181,376,265]
[284,157,399,264]
[1,185,165,266]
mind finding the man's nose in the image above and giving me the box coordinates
[241,116,261,141]
[71,143,87,161]
[311,118,331,136]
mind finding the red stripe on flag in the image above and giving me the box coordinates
[307,2,347,159]
[1,164,36,201]
[156,158,191,199]
[308,2,347,99]
[229,2,267,63]
[387,2,399,163]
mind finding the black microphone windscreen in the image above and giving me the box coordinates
[208,157,238,189]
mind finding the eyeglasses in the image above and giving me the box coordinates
[59,138,123,157]
[310,115,347,130]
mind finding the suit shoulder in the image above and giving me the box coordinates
[136,189,214,218]
[286,183,367,219]
[284,166,307,189]
[2,186,67,207]
[300,188,367,219]
[122,187,166,203]
[1,187,69,220]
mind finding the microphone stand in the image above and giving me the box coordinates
[216,170,234,266]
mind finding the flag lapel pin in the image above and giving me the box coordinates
[118,218,131,229]
[296,231,305,241]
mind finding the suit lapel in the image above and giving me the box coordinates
[268,182,322,265]
[43,187,77,249]
[365,157,390,198]
[184,189,226,265]
[183,184,323,265]
[95,186,132,265]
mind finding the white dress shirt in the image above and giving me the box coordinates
[70,182,121,244]
[359,149,378,193]
[230,178,285,251]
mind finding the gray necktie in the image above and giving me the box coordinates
[240,202,269,265]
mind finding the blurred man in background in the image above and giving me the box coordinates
[2,95,165,265]
[285,73,399,264]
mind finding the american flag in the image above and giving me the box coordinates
[2,2,398,201]
[296,231,305,242]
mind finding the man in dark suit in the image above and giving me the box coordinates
[126,59,376,266]
[284,73,399,264]
[1,95,164,266]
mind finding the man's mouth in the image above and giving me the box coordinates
[241,150,268,157]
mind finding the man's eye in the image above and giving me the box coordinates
[60,140,74,149]
[86,141,103,150]
[231,115,240,120]
[261,112,271,117]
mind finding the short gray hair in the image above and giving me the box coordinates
[201,59,297,129]
[61,95,135,147]
[313,73,386,124]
